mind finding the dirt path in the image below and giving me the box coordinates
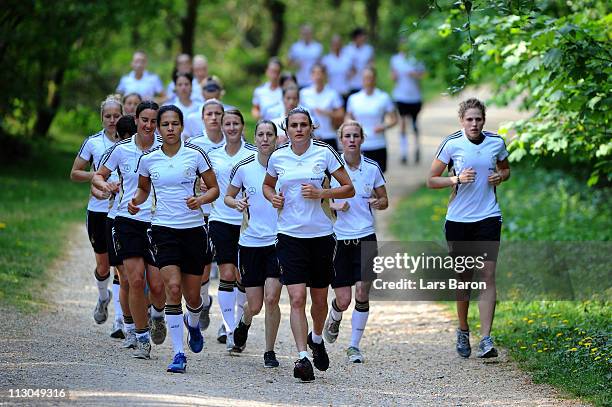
[0,89,588,406]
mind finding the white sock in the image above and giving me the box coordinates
[125,322,135,332]
[200,279,210,306]
[298,351,309,360]
[165,306,184,355]
[186,300,203,328]
[112,277,122,320]
[150,304,164,320]
[311,332,323,344]
[135,329,149,341]
[400,134,408,157]
[350,301,370,348]
[234,283,247,324]
[218,280,236,332]
[330,298,343,321]
[95,271,110,301]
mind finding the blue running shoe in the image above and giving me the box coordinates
[167,352,187,373]
[184,314,204,353]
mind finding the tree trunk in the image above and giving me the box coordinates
[364,0,380,42]
[264,0,285,58]
[33,68,65,138]
[180,0,200,56]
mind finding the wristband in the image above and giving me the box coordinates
[456,176,461,185]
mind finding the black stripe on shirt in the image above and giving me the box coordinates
[185,142,213,168]
[435,131,463,160]
[363,157,386,182]
[313,139,344,166]
[229,155,255,183]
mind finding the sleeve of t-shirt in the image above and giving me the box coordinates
[153,74,163,94]
[137,155,150,178]
[98,146,113,169]
[346,95,355,116]
[229,164,243,188]
[116,76,126,94]
[252,88,260,106]
[373,165,386,188]
[436,140,452,164]
[331,90,343,109]
[196,149,212,174]
[101,145,120,171]
[266,154,278,177]
[326,148,343,174]
[288,43,298,61]
[384,93,395,113]
[78,138,93,162]
[496,139,509,161]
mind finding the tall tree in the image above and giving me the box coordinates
[180,0,200,55]
[364,0,380,42]
[264,0,286,58]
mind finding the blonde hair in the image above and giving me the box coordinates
[100,94,123,117]
[337,120,366,140]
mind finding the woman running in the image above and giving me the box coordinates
[271,85,300,144]
[93,101,167,359]
[225,120,282,368]
[263,107,354,382]
[252,57,283,121]
[207,109,257,351]
[122,93,142,116]
[391,38,426,164]
[322,121,388,363]
[427,98,510,359]
[165,72,201,119]
[321,34,352,107]
[300,63,344,151]
[70,95,122,326]
[129,105,219,373]
[346,67,398,173]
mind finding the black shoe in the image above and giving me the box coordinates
[415,148,421,163]
[233,319,250,349]
[307,332,330,371]
[264,351,279,368]
[293,357,315,382]
[401,156,407,165]
[216,324,227,344]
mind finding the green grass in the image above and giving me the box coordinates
[390,163,612,406]
[0,134,88,309]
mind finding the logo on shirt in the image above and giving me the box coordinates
[363,183,373,195]
[151,171,160,180]
[312,164,323,174]
[122,164,131,172]
[184,167,193,177]
[277,168,285,177]
[247,187,256,196]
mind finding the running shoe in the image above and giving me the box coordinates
[264,351,279,368]
[415,147,421,164]
[199,295,213,331]
[183,315,204,353]
[110,318,125,339]
[93,289,112,324]
[150,316,167,345]
[401,156,408,165]
[293,357,315,382]
[322,314,341,344]
[167,352,187,373]
[122,330,137,349]
[217,324,227,343]
[132,337,151,359]
[233,319,250,350]
[456,329,471,358]
[307,332,330,371]
[346,346,364,363]
[477,335,498,358]
[226,332,236,353]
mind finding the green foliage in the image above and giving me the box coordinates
[404,1,612,184]
[391,162,612,405]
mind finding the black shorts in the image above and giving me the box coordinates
[113,216,156,266]
[86,210,108,254]
[238,245,281,287]
[332,234,377,288]
[445,216,502,261]
[150,225,210,275]
[395,101,422,120]
[276,233,336,288]
[105,217,122,267]
[209,221,240,266]
[363,148,387,173]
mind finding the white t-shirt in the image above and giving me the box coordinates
[188,134,226,215]
[346,88,395,151]
[331,154,385,240]
[78,130,117,213]
[101,135,162,222]
[252,82,283,117]
[391,53,425,103]
[321,52,352,95]
[229,155,277,247]
[288,40,323,87]
[208,141,258,225]
[116,71,163,100]
[182,102,234,140]
[99,145,120,219]
[166,78,204,103]
[262,102,285,121]
[343,43,374,90]
[300,85,343,140]
[266,139,344,238]
[163,97,202,119]
[137,141,212,229]
[436,130,509,222]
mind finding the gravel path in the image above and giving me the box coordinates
[0,89,589,406]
